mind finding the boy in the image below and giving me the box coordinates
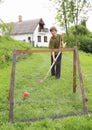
[49,26,65,79]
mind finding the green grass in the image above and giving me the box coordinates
[0,45,92,129]
[13,52,83,121]
[0,35,32,68]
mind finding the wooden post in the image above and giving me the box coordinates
[73,47,77,93]
[9,49,17,123]
[75,47,88,114]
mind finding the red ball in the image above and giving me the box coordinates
[23,91,29,97]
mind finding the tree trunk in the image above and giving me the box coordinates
[62,0,69,44]
[75,0,78,46]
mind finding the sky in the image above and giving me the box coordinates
[0,0,56,28]
[0,0,92,32]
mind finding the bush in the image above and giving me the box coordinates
[62,31,92,53]
[78,35,92,53]
[62,33,78,47]
[68,25,90,36]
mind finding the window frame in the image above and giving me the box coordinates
[44,36,48,42]
[37,36,41,42]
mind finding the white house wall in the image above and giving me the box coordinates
[33,24,51,47]
[11,34,33,43]
[11,24,51,47]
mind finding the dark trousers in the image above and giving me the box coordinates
[51,53,62,79]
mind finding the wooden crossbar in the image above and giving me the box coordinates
[16,48,74,54]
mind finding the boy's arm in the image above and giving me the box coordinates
[49,39,56,62]
[52,51,56,62]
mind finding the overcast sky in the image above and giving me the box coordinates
[0,0,56,27]
[0,0,92,32]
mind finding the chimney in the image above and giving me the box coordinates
[18,15,22,22]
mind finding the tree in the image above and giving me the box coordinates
[0,19,13,35]
[68,0,91,45]
[55,0,70,43]
[80,19,87,27]
[49,0,92,45]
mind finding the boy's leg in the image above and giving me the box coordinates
[51,55,55,76]
[56,53,62,79]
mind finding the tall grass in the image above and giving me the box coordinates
[0,36,32,68]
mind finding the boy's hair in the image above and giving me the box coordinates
[50,26,57,32]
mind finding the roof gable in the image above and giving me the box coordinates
[11,18,45,35]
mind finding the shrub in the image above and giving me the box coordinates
[68,25,90,36]
[62,27,92,53]
[62,33,78,47]
[78,35,92,53]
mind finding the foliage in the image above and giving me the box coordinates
[78,35,92,53]
[49,0,92,45]
[81,19,87,27]
[0,35,32,68]
[0,22,13,35]
[62,33,75,47]
[62,24,92,53]
[0,49,92,129]
[68,25,90,35]
[50,0,91,27]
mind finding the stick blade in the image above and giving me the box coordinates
[36,79,44,83]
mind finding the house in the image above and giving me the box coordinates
[11,16,50,47]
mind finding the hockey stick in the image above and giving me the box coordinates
[37,42,67,83]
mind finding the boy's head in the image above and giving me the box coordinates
[50,26,57,36]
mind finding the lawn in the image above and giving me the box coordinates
[0,48,92,130]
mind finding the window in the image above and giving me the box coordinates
[44,36,47,42]
[38,24,44,32]
[28,37,31,42]
[38,36,41,42]
[28,37,31,41]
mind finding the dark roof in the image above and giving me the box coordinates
[11,18,45,35]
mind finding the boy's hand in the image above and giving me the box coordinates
[62,42,66,48]
[53,58,56,63]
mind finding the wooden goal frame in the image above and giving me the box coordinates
[9,46,88,123]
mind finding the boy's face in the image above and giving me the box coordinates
[51,30,57,36]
